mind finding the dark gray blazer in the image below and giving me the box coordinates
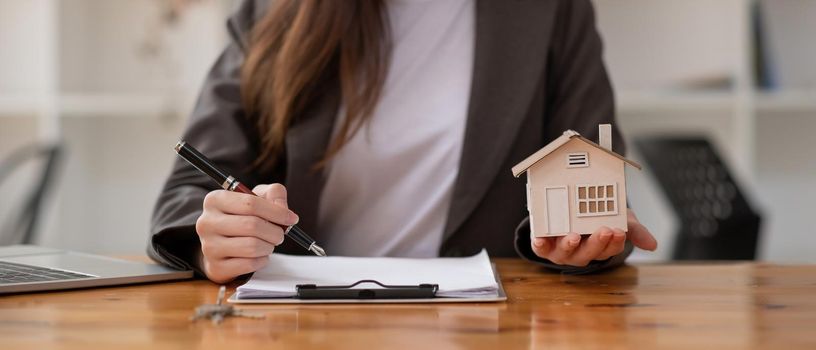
[148,0,633,276]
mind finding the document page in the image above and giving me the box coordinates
[236,250,498,299]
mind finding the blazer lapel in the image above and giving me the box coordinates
[442,0,557,243]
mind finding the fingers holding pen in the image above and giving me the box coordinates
[202,235,277,259]
[197,188,292,284]
[204,190,298,226]
[202,256,269,284]
[176,138,305,282]
[201,214,286,246]
[254,183,289,208]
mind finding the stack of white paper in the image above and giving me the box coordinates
[236,249,499,299]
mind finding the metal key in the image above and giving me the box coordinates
[190,286,265,325]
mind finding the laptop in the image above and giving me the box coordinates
[0,245,193,294]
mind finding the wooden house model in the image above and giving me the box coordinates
[511,124,641,237]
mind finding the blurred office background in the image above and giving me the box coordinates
[0,0,813,262]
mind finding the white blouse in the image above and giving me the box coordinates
[317,0,475,257]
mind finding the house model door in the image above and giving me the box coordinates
[544,186,569,234]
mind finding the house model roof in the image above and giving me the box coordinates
[511,130,642,178]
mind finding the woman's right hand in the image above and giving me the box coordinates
[195,183,299,283]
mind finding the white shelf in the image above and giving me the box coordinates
[8,89,806,119]
[616,90,736,113]
[1,92,187,118]
[0,94,42,116]
[17,90,798,118]
[60,92,184,118]
[617,89,816,114]
[756,90,816,113]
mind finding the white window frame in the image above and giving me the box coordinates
[575,183,618,217]
[566,152,589,168]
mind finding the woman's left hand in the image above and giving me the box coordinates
[530,210,657,266]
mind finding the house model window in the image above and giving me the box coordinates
[577,184,617,216]
[567,152,589,168]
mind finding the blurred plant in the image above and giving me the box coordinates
[138,0,205,59]
[164,0,205,23]
[137,0,210,123]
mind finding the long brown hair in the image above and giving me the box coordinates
[241,0,390,171]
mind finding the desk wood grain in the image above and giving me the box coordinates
[1,259,815,349]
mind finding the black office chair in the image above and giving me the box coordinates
[634,137,761,260]
[0,143,63,245]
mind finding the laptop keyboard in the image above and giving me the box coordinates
[0,260,94,284]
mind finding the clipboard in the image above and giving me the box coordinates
[227,264,507,304]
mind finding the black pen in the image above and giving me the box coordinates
[174,140,327,257]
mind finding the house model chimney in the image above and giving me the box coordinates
[599,124,612,151]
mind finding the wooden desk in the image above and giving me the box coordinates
[1,259,814,349]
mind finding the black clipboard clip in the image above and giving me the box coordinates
[296,280,438,300]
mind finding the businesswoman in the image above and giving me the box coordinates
[150,0,657,283]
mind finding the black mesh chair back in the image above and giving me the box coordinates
[0,143,63,245]
[634,137,761,260]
